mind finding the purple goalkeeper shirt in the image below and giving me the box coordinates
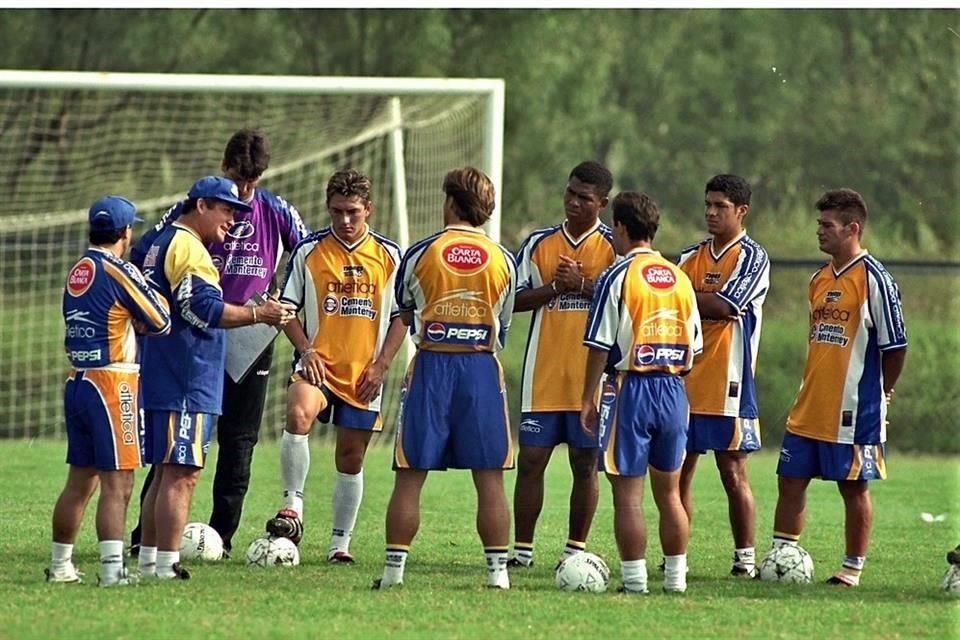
[133,187,309,304]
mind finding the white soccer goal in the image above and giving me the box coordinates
[0,70,505,439]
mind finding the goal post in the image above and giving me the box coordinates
[0,70,505,439]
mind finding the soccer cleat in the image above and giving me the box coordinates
[731,564,759,578]
[44,565,83,584]
[265,508,303,545]
[371,577,402,590]
[826,573,857,587]
[616,584,650,595]
[328,551,355,564]
[946,545,960,566]
[156,562,191,581]
[662,585,688,594]
[128,543,141,558]
[98,568,139,588]
[506,556,533,569]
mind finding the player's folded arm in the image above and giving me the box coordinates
[174,274,225,329]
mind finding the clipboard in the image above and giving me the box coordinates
[225,293,281,384]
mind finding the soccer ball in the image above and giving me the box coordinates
[180,522,224,561]
[941,565,960,596]
[555,552,610,593]
[245,535,300,567]
[759,544,814,584]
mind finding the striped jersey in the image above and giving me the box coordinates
[786,251,907,444]
[677,232,770,417]
[140,223,228,414]
[395,225,516,353]
[62,248,171,370]
[517,221,616,412]
[585,248,702,375]
[280,226,401,411]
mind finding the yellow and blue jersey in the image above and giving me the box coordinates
[140,223,228,415]
[585,248,702,375]
[395,225,516,353]
[62,247,171,369]
[279,225,401,411]
[786,252,907,444]
[517,221,616,412]
[677,232,770,418]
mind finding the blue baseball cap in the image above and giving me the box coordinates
[88,196,143,231]
[188,175,253,213]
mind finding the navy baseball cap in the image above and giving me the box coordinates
[188,175,253,213]
[88,196,143,231]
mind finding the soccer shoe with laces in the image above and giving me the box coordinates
[98,568,139,588]
[946,545,960,566]
[370,577,402,590]
[731,564,759,578]
[328,551,355,564]
[616,585,650,595]
[265,508,303,545]
[44,564,83,584]
[156,562,191,581]
[506,556,533,569]
[826,573,858,587]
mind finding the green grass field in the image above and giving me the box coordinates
[1,441,957,639]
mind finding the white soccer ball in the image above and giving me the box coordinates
[245,535,300,567]
[759,544,815,584]
[941,565,960,596]
[180,522,224,561]
[555,552,610,593]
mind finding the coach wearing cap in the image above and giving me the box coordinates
[134,176,296,580]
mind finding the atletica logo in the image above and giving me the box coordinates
[433,289,488,318]
[519,419,542,433]
[118,381,136,445]
[441,241,490,276]
[327,281,377,295]
[642,264,676,290]
[812,306,850,322]
[640,309,683,337]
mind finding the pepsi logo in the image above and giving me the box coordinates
[601,384,617,404]
[227,220,255,239]
[67,258,95,297]
[441,241,489,276]
[425,322,447,342]
[634,344,656,366]
[322,295,339,315]
[211,255,224,271]
[642,265,676,290]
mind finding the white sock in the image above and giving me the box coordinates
[621,558,648,593]
[156,550,180,578]
[51,542,74,571]
[280,431,310,518]
[485,548,510,589]
[663,554,688,592]
[382,546,408,586]
[330,470,363,555]
[138,546,157,576]
[98,540,125,584]
[735,546,756,569]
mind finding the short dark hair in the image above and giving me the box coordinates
[326,170,372,205]
[569,161,613,198]
[815,188,868,227]
[89,228,126,245]
[443,167,496,227]
[705,174,751,206]
[612,191,660,242]
[222,129,271,181]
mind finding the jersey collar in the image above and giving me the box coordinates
[443,224,486,234]
[709,230,746,260]
[330,224,370,251]
[831,250,869,277]
[561,219,601,247]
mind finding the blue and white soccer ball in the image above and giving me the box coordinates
[245,535,300,568]
[555,552,610,593]
[180,522,224,561]
[941,565,960,596]
[759,544,814,584]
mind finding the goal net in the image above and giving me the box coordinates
[0,71,504,440]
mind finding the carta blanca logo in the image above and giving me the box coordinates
[423,321,491,345]
[633,343,688,367]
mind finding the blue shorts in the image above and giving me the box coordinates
[687,414,761,454]
[394,350,513,471]
[519,411,599,449]
[599,372,689,476]
[777,431,887,482]
[144,410,216,468]
[64,369,142,471]
[289,371,381,431]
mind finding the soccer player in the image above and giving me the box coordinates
[676,174,770,577]
[373,167,517,590]
[581,191,702,594]
[130,129,307,556]
[264,170,406,563]
[137,176,295,580]
[48,196,171,587]
[509,161,616,569]
[770,188,907,587]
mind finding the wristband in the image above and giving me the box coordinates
[550,280,559,294]
[251,306,258,323]
[579,277,586,294]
